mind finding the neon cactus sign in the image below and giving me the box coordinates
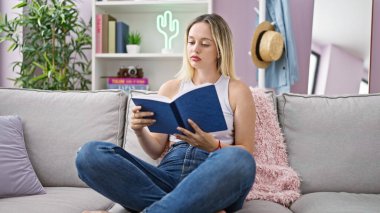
[156,10,179,53]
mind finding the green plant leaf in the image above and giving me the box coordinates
[7,42,17,52]
[12,1,27,9]
[3,0,92,90]
[128,31,142,45]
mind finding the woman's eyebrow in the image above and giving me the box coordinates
[188,36,213,41]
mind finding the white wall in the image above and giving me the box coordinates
[0,2,22,88]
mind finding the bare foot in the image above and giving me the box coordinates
[82,211,109,213]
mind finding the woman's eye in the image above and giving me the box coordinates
[201,43,210,47]
[188,41,195,45]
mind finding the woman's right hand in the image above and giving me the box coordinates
[130,106,156,131]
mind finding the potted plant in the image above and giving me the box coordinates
[126,31,142,54]
[0,0,92,90]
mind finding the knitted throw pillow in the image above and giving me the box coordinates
[245,88,300,206]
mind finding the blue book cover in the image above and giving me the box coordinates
[107,84,149,93]
[116,21,129,53]
[132,84,227,134]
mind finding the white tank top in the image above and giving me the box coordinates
[169,75,234,145]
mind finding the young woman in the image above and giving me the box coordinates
[76,13,256,213]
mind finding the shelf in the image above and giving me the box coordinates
[92,0,211,90]
[95,53,183,59]
[96,0,209,13]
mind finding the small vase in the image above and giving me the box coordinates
[126,45,141,54]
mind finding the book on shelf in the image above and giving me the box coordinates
[106,77,149,93]
[108,77,148,85]
[131,84,227,134]
[108,20,116,53]
[108,84,149,92]
[96,14,116,53]
[116,21,129,53]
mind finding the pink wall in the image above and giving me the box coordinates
[325,45,363,95]
[370,0,380,93]
[311,42,323,53]
[76,0,91,24]
[313,43,364,95]
[1,0,379,94]
[315,44,331,94]
[213,0,256,86]
[289,0,314,93]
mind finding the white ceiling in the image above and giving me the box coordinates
[312,0,372,70]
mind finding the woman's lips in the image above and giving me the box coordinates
[191,56,201,62]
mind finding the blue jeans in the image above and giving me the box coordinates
[76,141,256,213]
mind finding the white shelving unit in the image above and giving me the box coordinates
[92,0,212,91]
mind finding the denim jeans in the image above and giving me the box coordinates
[76,141,256,213]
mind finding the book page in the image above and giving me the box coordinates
[132,93,171,103]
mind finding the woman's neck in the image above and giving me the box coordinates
[192,68,221,85]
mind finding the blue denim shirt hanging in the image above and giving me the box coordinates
[257,0,299,94]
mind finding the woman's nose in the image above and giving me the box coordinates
[193,43,200,53]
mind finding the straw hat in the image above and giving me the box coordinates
[251,21,284,68]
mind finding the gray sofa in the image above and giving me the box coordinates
[0,88,379,213]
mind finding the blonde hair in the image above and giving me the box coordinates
[176,13,237,80]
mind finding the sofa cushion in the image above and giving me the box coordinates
[0,115,45,198]
[277,93,380,194]
[236,200,292,213]
[108,200,293,213]
[0,88,127,187]
[0,187,114,213]
[290,192,380,213]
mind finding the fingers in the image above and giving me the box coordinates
[131,105,154,119]
[176,125,200,147]
[130,118,156,130]
[132,118,156,125]
[134,111,154,119]
[130,106,156,130]
[174,133,188,142]
[176,120,215,150]
[187,119,203,133]
[175,127,193,142]
[176,126,193,136]
[131,106,142,113]
[174,133,200,147]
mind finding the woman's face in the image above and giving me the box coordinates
[187,22,218,71]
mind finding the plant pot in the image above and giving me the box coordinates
[126,45,141,54]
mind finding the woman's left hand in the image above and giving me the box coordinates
[174,119,219,152]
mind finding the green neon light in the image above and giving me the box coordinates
[156,10,179,49]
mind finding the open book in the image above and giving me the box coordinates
[131,84,227,134]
